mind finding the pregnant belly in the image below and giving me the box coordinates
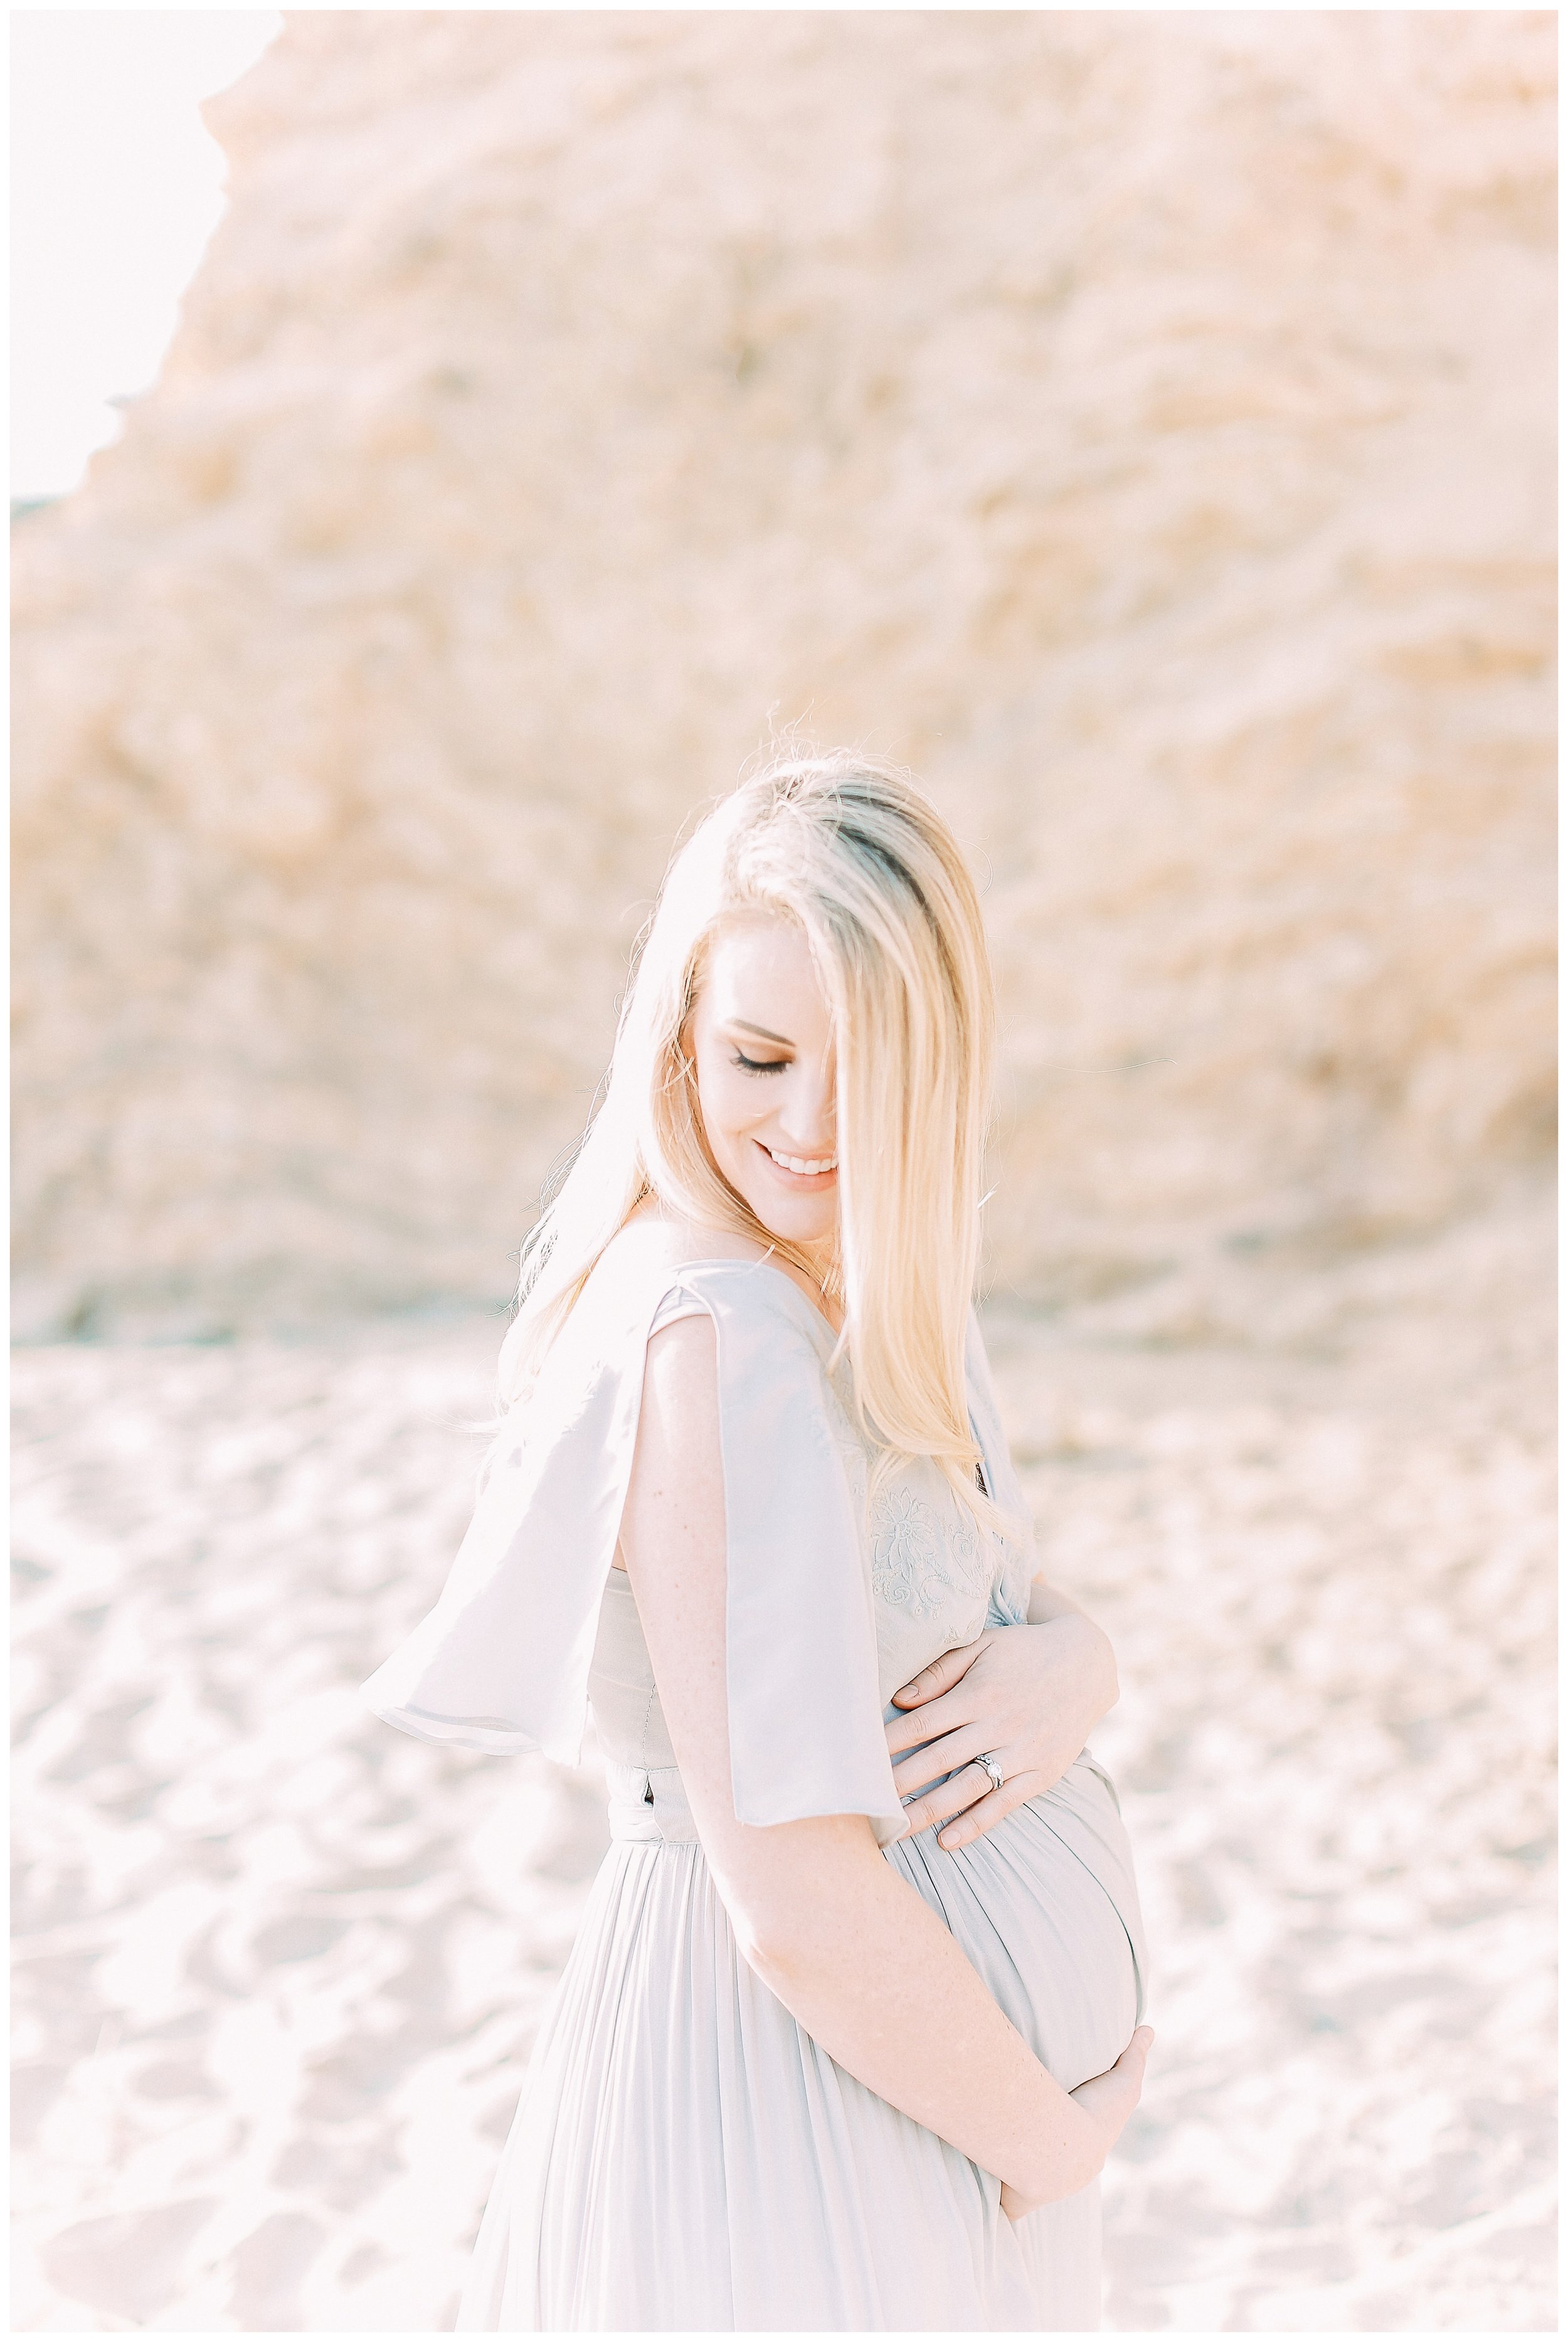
[882,1750,1147,2095]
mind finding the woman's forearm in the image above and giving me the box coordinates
[735,1828,1103,2203]
[1026,1574,1088,1627]
[1026,1579,1119,1712]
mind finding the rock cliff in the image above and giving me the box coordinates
[12,11,1555,1334]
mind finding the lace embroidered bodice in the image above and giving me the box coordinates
[812,1345,1027,1705]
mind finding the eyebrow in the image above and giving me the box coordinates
[728,1019,793,1047]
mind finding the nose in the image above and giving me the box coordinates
[776,1058,836,1152]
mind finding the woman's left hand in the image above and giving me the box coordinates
[886,1592,1118,1850]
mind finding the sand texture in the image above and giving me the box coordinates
[11,11,1555,1335]
[12,1199,1554,2332]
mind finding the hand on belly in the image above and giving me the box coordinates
[885,1610,1119,1850]
[1000,2027,1154,2220]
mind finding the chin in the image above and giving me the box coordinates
[738,1182,837,1251]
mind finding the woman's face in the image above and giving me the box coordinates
[687,914,839,1252]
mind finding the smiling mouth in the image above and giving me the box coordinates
[760,1142,838,1179]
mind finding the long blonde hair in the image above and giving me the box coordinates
[498,751,1001,1526]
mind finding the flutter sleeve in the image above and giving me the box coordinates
[361,1254,905,1845]
[674,1261,904,1843]
[359,1264,662,1763]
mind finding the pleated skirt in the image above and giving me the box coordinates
[458,1753,1146,2333]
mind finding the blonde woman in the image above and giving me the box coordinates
[363,755,1151,2332]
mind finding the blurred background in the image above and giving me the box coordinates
[11,9,1555,2332]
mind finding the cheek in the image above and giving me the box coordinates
[695,1058,761,1150]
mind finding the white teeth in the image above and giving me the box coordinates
[765,1145,837,1177]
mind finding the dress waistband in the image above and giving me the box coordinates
[605,1759,700,1845]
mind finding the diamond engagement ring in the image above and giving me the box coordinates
[974,1751,1006,1794]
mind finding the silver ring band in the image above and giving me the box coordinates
[975,1751,1006,1794]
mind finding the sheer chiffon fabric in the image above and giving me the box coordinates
[363,1253,1147,2332]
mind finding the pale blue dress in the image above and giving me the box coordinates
[363,1251,1147,2332]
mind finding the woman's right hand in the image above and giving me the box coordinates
[999,2027,1154,2223]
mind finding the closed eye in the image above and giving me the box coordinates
[733,1049,790,1075]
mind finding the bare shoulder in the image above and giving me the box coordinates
[642,1306,720,1415]
[600,1199,771,1277]
[590,1202,835,1360]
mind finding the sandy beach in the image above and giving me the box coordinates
[12,1202,1555,2332]
[10,13,1554,2332]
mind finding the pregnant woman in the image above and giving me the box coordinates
[363,753,1151,2331]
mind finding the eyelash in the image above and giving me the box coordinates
[733,1050,790,1076]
